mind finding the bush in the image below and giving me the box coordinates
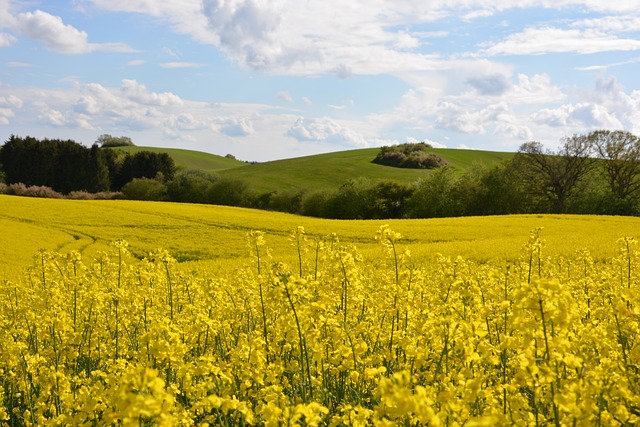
[300,191,334,217]
[122,178,168,201]
[5,183,63,198]
[166,170,219,204]
[205,177,251,207]
[66,191,124,200]
[373,142,447,169]
[268,190,305,213]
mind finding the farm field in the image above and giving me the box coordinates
[0,195,639,425]
[1,194,638,274]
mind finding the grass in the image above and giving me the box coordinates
[219,147,515,193]
[1,194,638,277]
[110,146,245,172]
[111,146,515,193]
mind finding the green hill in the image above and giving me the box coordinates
[110,145,514,193]
[218,147,515,193]
[110,146,245,172]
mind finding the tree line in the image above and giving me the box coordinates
[0,135,175,194]
[2,131,640,219]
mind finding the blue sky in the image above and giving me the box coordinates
[1,0,639,161]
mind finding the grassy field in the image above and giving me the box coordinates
[1,194,637,277]
[218,147,515,193]
[110,146,245,172]
[111,146,515,193]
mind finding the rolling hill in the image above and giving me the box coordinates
[117,146,515,193]
[110,146,246,171]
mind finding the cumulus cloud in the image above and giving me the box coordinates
[202,0,287,69]
[120,79,183,106]
[216,116,255,137]
[532,103,623,129]
[287,117,369,147]
[529,75,640,136]
[0,94,22,125]
[11,9,136,54]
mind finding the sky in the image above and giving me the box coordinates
[0,0,639,162]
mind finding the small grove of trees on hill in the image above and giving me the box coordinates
[0,135,174,194]
[373,142,448,169]
[96,134,135,148]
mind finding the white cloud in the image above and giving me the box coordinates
[494,123,533,140]
[215,116,255,137]
[0,108,14,125]
[120,79,183,106]
[484,26,640,56]
[287,117,369,147]
[532,103,623,129]
[510,74,565,104]
[160,62,204,68]
[0,32,16,46]
[127,59,146,66]
[13,9,135,54]
[0,94,23,109]
[277,91,293,103]
[0,94,22,125]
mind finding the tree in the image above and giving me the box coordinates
[113,151,175,190]
[0,135,109,194]
[205,177,251,206]
[514,135,595,213]
[166,169,219,203]
[373,142,448,169]
[97,134,135,147]
[591,130,640,201]
[405,166,461,218]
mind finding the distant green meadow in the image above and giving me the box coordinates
[115,146,514,193]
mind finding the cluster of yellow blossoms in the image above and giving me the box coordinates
[0,227,638,426]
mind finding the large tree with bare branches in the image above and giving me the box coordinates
[515,134,595,213]
[591,130,640,201]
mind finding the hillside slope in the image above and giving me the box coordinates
[110,146,245,171]
[109,145,514,193]
[219,147,514,193]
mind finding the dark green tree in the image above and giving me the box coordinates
[166,169,219,204]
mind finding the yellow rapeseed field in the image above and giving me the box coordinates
[1,195,640,425]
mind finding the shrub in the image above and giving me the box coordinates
[66,191,125,200]
[268,190,305,213]
[5,183,63,198]
[122,177,168,201]
[373,142,447,169]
